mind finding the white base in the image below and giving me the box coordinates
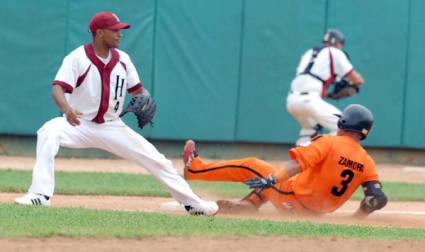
[160,201,186,213]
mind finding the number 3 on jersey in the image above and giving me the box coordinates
[331,169,355,197]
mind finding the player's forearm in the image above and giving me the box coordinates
[272,160,301,183]
[51,85,72,113]
[346,70,364,86]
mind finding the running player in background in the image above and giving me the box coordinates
[14,12,218,216]
[183,104,387,217]
[287,29,364,146]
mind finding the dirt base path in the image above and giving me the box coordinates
[2,236,425,252]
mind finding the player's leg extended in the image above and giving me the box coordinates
[183,140,277,183]
[187,156,277,182]
[99,121,218,215]
[24,118,94,199]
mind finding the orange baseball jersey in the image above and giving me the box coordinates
[288,135,379,213]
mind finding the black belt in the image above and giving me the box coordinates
[290,90,309,95]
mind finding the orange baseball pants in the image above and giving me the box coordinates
[186,156,311,214]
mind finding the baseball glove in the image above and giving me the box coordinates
[327,78,359,100]
[119,89,157,129]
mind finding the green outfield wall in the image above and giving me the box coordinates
[1,0,424,149]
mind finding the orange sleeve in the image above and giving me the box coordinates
[289,136,332,172]
[362,156,379,182]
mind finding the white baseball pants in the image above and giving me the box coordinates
[286,92,341,146]
[28,117,210,208]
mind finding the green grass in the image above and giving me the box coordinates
[1,204,424,239]
[351,182,425,201]
[0,170,248,198]
[0,170,424,201]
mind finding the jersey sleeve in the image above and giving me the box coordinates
[52,54,79,93]
[289,136,332,172]
[362,156,380,182]
[331,48,354,77]
[125,55,143,92]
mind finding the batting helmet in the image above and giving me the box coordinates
[337,104,374,140]
[323,29,345,46]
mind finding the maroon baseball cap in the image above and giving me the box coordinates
[89,12,130,32]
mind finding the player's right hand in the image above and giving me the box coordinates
[64,108,83,126]
[244,175,276,193]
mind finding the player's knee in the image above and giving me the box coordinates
[37,120,60,138]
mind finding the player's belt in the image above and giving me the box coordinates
[290,90,309,95]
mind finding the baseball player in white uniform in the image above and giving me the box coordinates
[286,29,364,146]
[14,12,218,216]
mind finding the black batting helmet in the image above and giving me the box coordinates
[337,104,374,140]
[323,29,345,46]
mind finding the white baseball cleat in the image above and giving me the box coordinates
[184,201,219,216]
[14,193,51,207]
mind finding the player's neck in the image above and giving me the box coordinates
[92,41,110,59]
[338,131,362,143]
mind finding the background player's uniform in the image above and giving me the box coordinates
[287,46,353,146]
[24,44,216,214]
[186,135,379,214]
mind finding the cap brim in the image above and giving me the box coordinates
[109,23,131,30]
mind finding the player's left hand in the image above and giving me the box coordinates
[120,89,156,129]
[244,175,276,193]
[326,78,359,100]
